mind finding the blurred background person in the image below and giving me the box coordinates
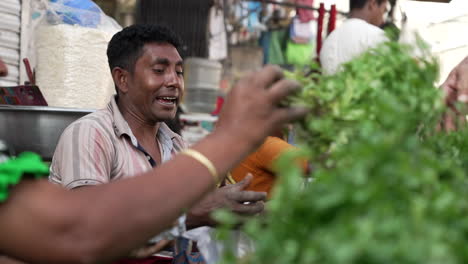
[320,0,389,75]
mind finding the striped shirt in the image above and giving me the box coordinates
[49,96,186,188]
[49,95,187,242]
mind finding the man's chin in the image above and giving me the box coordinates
[153,112,177,123]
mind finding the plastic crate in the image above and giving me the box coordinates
[184,57,222,90]
[183,88,218,114]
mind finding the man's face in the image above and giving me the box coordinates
[370,0,388,27]
[455,61,468,99]
[124,42,184,123]
[0,58,8,77]
[443,57,468,103]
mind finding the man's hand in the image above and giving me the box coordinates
[129,240,172,259]
[215,174,266,215]
[216,65,308,150]
[187,174,266,228]
[439,57,468,132]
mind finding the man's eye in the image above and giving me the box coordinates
[177,71,184,76]
[153,69,164,74]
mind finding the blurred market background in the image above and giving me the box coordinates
[0,0,466,157]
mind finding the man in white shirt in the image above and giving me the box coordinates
[320,0,389,75]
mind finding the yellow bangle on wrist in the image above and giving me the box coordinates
[180,149,219,186]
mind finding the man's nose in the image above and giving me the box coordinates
[166,70,182,88]
[0,59,8,77]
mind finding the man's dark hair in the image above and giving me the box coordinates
[350,0,386,10]
[107,24,182,74]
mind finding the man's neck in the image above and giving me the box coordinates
[127,117,161,142]
[118,101,161,141]
[349,9,372,24]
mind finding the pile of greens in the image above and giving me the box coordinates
[217,41,468,264]
[285,41,442,166]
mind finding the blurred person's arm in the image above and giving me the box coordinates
[0,65,307,264]
[439,56,468,132]
[0,58,8,77]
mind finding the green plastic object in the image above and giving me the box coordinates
[268,30,288,65]
[0,152,49,202]
[286,40,315,66]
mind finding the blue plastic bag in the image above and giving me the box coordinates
[47,0,102,27]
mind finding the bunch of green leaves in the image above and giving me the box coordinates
[286,41,442,167]
[237,131,468,264]
[216,41,468,264]
[425,128,468,174]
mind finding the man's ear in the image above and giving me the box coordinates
[367,0,377,10]
[111,67,130,94]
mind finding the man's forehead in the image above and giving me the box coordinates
[141,42,182,62]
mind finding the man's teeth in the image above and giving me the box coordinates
[157,97,177,105]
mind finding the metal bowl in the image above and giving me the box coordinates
[0,105,94,161]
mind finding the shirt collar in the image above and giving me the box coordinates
[108,95,180,147]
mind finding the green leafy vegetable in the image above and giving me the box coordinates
[218,41,468,264]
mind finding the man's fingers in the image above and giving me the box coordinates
[251,65,284,90]
[458,114,466,129]
[448,103,461,115]
[268,79,301,104]
[228,190,267,203]
[232,173,253,190]
[444,111,456,132]
[231,201,265,215]
[267,78,308,124]
[273,106,309,125]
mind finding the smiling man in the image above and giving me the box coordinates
[49,26,189,260]
[50,25,187,189]
[49,24,267,262]
[48,25,184,262]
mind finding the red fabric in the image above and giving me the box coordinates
[113,256,173,264]
[327,4,337,35]
[316,3,325,59]
[211,96,224,115]
[296,0,314,22]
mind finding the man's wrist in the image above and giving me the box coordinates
[186,211,216,229]
[209,129,257,157]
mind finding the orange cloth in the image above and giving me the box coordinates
[231,136,306,196]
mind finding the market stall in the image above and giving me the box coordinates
[2,1,468,263]
[0,0,22,87]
